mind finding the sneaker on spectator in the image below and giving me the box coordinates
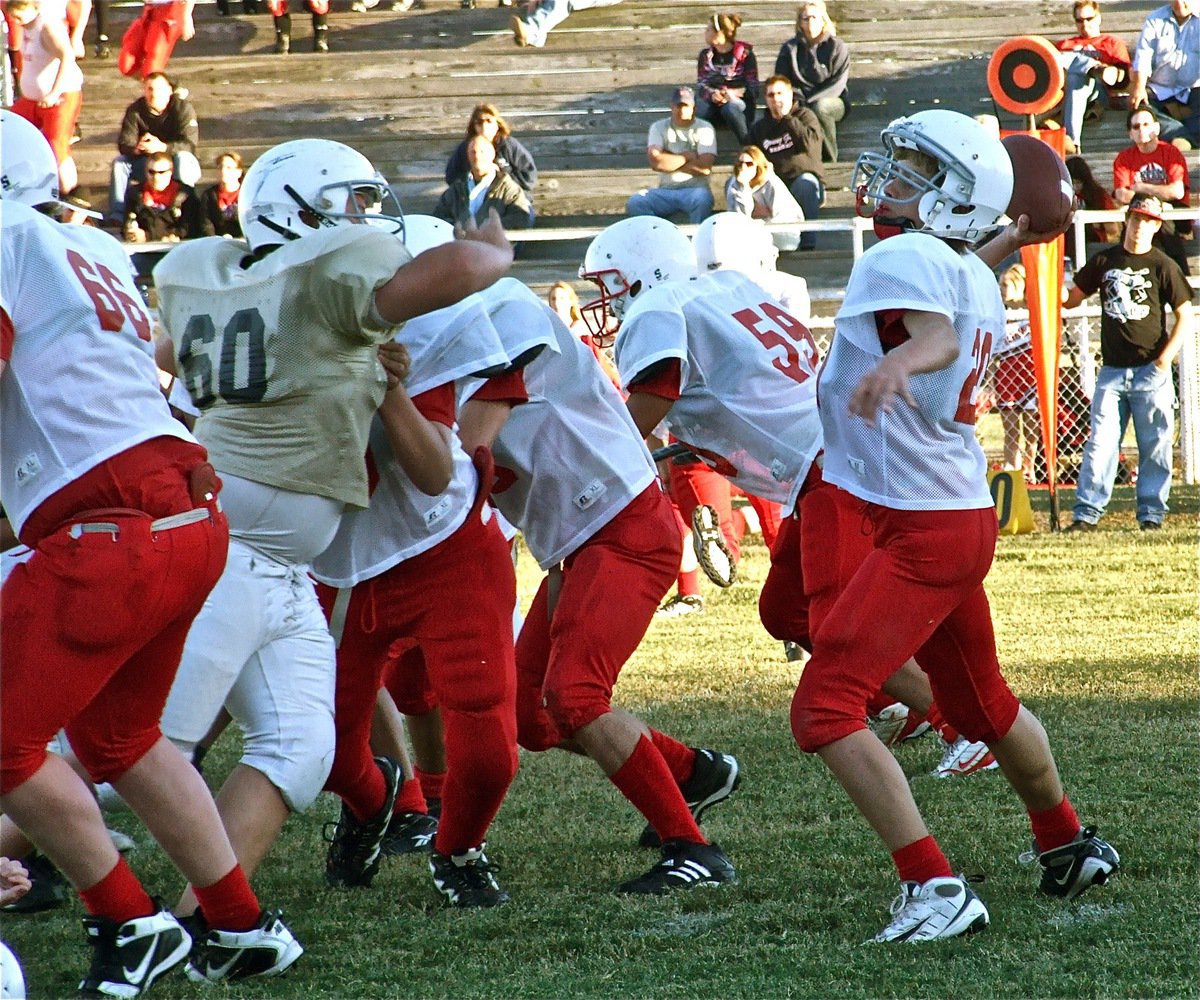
[638,748,740,848]
[692,504,736,588]
[1020,826,1119,900]
[618,839,735,895]
[390,0,414,10]
[655,594,703,618]
[323,756,400,887]
[429,845,508,907]
[185,909,302,982]
[79,905,191,998]
[94,34,110,58]
[871,876,988,942]
[932,736,999,778]
[1,852,70,914]
[381,811,437,856]
[510,14,535,45]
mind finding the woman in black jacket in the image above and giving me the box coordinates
[444,103,537,194]
[774,1,849,162]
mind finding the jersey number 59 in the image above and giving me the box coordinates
[732,302,819,385]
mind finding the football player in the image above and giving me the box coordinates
[454,273,741,895]
[0,110,299,994]
[151,146,514,932]
[792,109,1119,941]
[310,216,549,907]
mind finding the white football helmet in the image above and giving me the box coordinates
[237,138,403,250]
[579,217,696,335]
[852,109,1014,243]
[401,214,455,256]
[0,109,63,210]
[694,212,779,274]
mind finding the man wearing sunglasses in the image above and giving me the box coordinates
[1053,1,1130,151]
[121,150,198,243]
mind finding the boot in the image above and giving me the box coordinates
[272,13,291,52]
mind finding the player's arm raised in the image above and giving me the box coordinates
[374,209,514,326]
[376,342,454,496]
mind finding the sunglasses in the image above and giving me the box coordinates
[737,158,754,166]
[1074,12,1097,23]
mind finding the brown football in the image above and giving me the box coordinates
[1001,133,1074,233]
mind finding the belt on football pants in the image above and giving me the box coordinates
[65,504,219,540]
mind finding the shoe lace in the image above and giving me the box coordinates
[444,857,502,892]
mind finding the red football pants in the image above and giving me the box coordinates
[516,485,679,750]
[11,92,82,165]
[318,509,517,855]
[118,2,186,78]
[668,460,738,559]
[1,439,227,792]
[791,503,1020,752]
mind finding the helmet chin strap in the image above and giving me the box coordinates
[872,213,916,241]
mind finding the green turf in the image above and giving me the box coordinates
[7,484,1197,999]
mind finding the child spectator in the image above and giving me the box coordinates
[695,12,758,146]
[993,264,1039,480]
[548,280,619,385]
[196,149,243,238]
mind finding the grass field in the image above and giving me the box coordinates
[7,484,1197,999]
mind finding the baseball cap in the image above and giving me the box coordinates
[671,86,695,106]
[1128,195,1164,221]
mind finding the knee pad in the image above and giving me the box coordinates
[243,709,335,812]
[67,724,162,785]
[542,684,606,742]
[0,745,48,796]
[789,663,869,754]
[757,577,809,646]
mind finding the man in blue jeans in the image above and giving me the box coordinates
[1064,195,1194,531]
[625,87,716,225]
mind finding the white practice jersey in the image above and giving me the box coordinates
[615,270,822,513]
[0,201,192,535]
[311,278,558,588]
[740,268,811,324]
[818,233,1002,511]
[154,226,410,510]
[463,291,656,570]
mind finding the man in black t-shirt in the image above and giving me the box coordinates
[1064,195,1194,531]
[749,75,823,249]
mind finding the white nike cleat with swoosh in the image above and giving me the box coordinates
[1021,826,1119,900]
[79,905,191,998]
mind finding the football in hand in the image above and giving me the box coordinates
[1001,134,1074,235]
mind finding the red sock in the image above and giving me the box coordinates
[1029,797,1081,852]
[891,835,953,884]
[347,759,387,823]
[677,568,701,598]
[393,776,427,816]
[193,865,260,932]
[79,857,155,923]
[610,736,705,845]
[925,703,958,742]
[649,729,696,785]
[415,767,445,804]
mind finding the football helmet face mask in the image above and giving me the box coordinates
[238,139,403,250]
[1,109,64,210]
[853,110,1014,244]
[579,217,696,338]
[694,212,779,273]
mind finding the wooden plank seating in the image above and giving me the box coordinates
[70,0,1195,308]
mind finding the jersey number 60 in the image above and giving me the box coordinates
[178,309,268,408]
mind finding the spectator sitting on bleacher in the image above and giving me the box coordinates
[107,71,199,223]
[725,144,803,252]
[122,149,197,243]
[195,149,242,238]
[626,86,715,225]
[510,0,622,49]
[1112,104,1192,273]
[1066,155,1121,243]
[695,12,759,146]
[434,134,532,231]
[1127,0,1199,150]
[1052,1,1130,153]
[773,0,848,162]
[749,75,822,251]
[444,102,537,194]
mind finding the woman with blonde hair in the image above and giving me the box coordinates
[548,280,620,385]
[695,11,759,145]
[444,102,538,194]
[774,0,849,162]
[725,144,804,251]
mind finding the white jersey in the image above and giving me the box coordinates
[311,278,557,588]
[614,269,822,514]
[818,233,1002,511]
[154,226,410,510]
[738,268,811,324]
[463,293,655,570]
[0,201,192,535]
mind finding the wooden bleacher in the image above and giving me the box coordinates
[70,0,1197,309]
